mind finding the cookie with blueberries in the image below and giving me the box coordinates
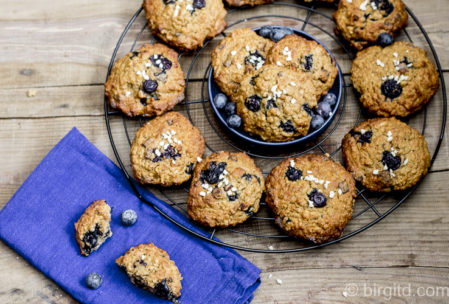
[265,154,357,244]
[225,0,273,7]
[351,41,439,117]
[211,28,274,101]
[187,151,264,227]
[333,0,408,50]
[74,200,112,256]
[342,117,430,192]
[105,44,185,117]
[235,64,321,142]
[267,34,338,97]
[116,243,182,303]
[143,0,226,52]
[130,112,205,186]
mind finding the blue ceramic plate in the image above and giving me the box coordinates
[208,26,343,148]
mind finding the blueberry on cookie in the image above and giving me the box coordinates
[74,200,112,256]
[342,117,431,192]
[116,243,182,303]
[105,44,185,117]
[266,154,357,243]
[187,152,264,227]
[130,112,205,186]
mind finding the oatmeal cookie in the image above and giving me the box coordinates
[342,117,431,192]
[265,154,356,243]
[351,41,439,117]
[143,0,227,51]
[211,28,274,100]
[334,0,408,50]
[187,151,264,227]
[105,43,185,117]
[130,112,205,186]
[267,34,338,97]
[116,243,182,303]
[235,64,321,142]
[74,200,112,256]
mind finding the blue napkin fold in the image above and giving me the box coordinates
[0,127,260,304]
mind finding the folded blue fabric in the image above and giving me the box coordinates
[0,127,260,304]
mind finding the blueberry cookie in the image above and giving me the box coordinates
[333,0,408,50]
[187,151,264,227]
[211,28,274,100]
[265,154,357,243]
[351,41,439,117]
[143,0,227,52]
[342,117,430,192]
[74,200,112,256]
[116,243,182,303]
[105,44,185,117]
[225,0,273,7]
[131,112,205,186]
[267,34,338,97]
[235,64,321,142]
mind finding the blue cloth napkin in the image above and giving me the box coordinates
[0,127,260,304]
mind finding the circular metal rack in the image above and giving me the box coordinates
[104,2,447,253]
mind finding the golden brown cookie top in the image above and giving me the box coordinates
[267,34,338,97]
[130,111,205,186]
[333,0,408,50]
[74,200,112,256]
[211,28,275,100]
[187,151,264,227]
[266,154,356,244]
[105,43,185,117]
[342,117,430,192]
[116,243,182,302]
[235,64,320,142]
[143,0,227,51]
[351,41,439,117]
[225,0,273,7]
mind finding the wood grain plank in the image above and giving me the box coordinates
[0,0,448,89]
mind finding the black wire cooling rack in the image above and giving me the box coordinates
[104,2,447,253]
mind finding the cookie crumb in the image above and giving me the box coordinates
[276,278,283,285]
[27,89,37,97]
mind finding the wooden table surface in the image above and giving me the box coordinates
[1,0,448,303]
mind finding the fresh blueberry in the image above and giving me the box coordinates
[258,26,273,38]
[245,95,262,112]
[308,189,327,208]
[382,151,401,170]
[121,209,137,226]
[279,120,296,133]
[143,80,158,94]
[316,102,332,118]
[227,114,242,128]
[310,115,325,130]
[381,79,402,99]
[193,0,206,9]
[270,27,294,42]
[302,54,314,71]
[377,33,394,47]
[285,166,302,181]
[321,93,337,107]
[224,102,236,116]
[214,93,227,110]
[86,273,103,289]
